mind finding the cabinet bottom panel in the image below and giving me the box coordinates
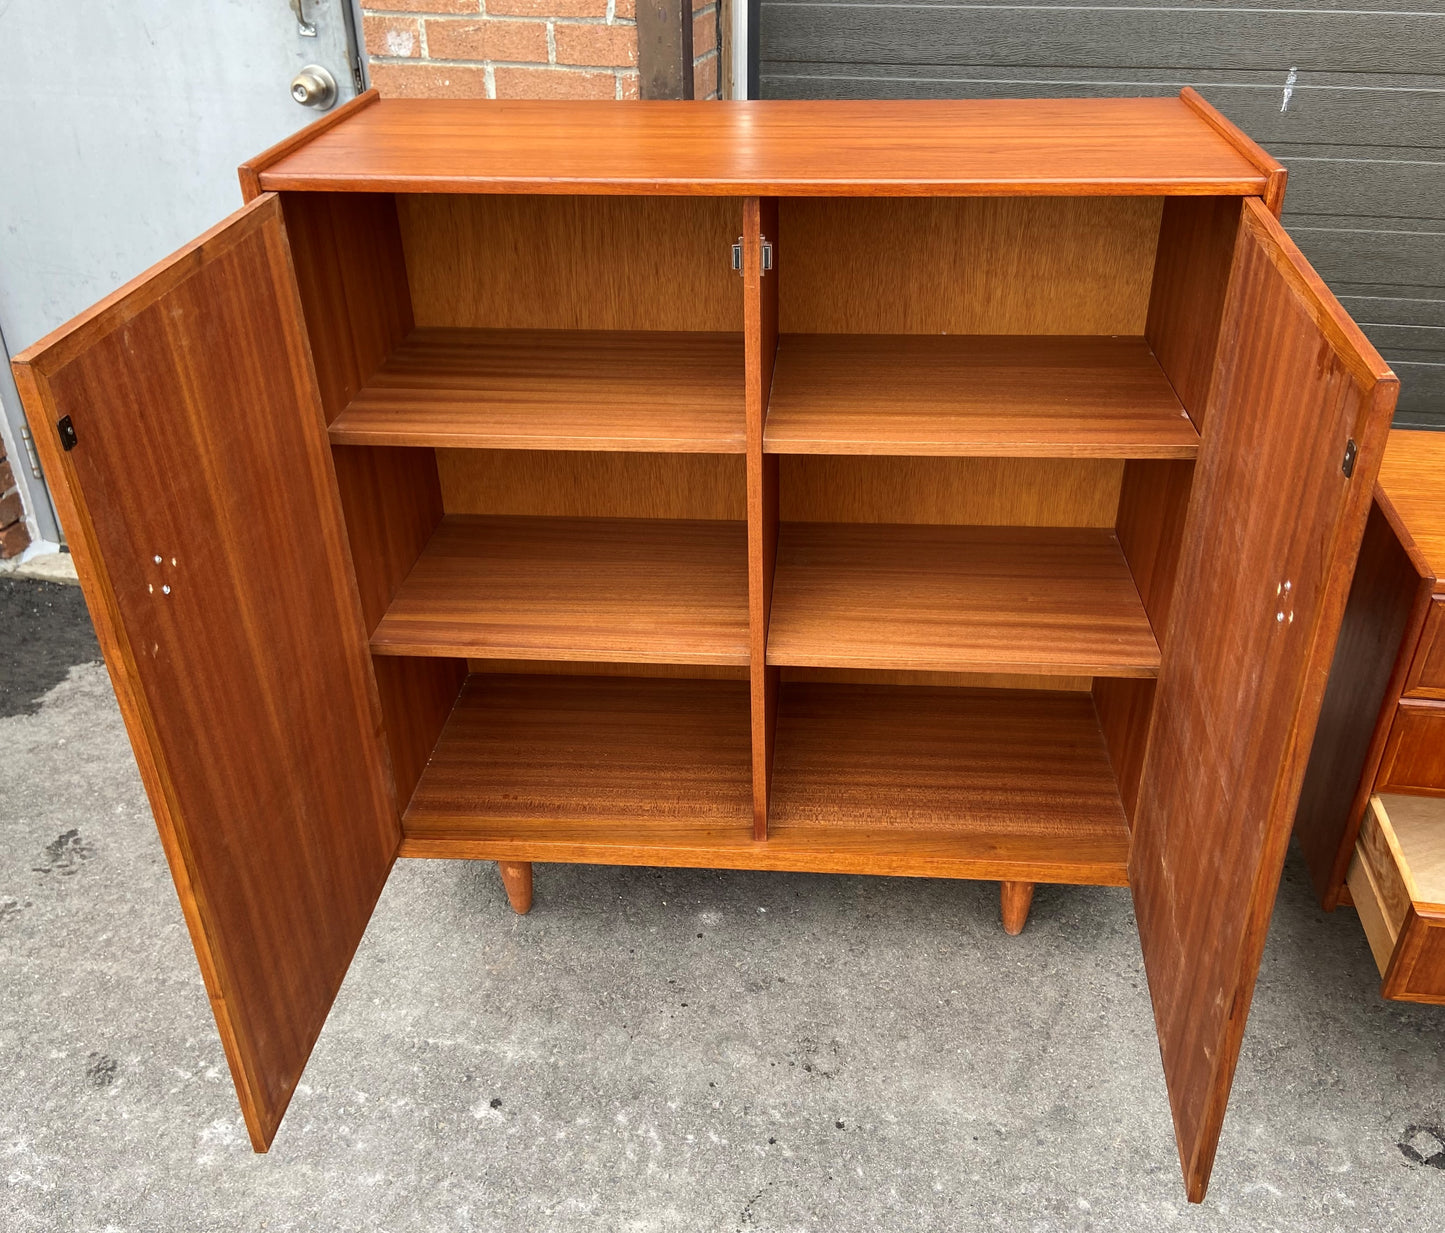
[400,675,1129,885]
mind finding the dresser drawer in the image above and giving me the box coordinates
[1377,700,1445,794]
[1348,794,1445,1003]
[1404,598,1445,700]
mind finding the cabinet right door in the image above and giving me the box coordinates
[1131,197,1398,1202]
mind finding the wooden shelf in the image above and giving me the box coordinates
[764,334,1197,458]
[402,675,755,845]
[767,522,1160,677]
[768,683,1129,884]
[372,515,750,665]
[328,328,746,453]
[399,676,1127,884]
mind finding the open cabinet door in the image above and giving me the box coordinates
[1131,198,1397,1201]
[12,194,399,1150]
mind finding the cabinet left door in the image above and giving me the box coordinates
[11,193,400,1150]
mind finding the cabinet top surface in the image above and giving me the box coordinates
[254,97,1271,197]
[1380,429,1445,583]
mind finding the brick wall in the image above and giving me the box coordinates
[360,0,721,101]
[0,437,31,558]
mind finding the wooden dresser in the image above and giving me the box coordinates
[12,91,1396,1202]
[1297,429,1445,1001]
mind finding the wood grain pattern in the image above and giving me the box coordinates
[1092,677,1156,827]
[329,328,746,453]
[278,191,414,427]
[763,335,1195,458]
[783,667,1092,692]
[780,456,1121,528]
[745,197,781,838]
[372,652,466,810]
[239,88,380,202]
[1144,195,1243,433]
[438,449,746,521]
[403,674,753,835]
[779,196,1161,336]
[1378,428,1445,578]
[10,195,398,1151]
[1129,197,1397,1203]
[1178,88,1288,216]
[401,677,1129,885]
[768,522,1159,677]
[768,684,1129,884]
[1293,497,1432,908]
[1376,701,1445,795]
[372,515,750,665]
[398,194,742,332]
[1114,459,1196,644]
[255,97,1268,197]
[1404,599,1445,699]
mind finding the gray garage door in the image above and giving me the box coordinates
[757,0,1445,427]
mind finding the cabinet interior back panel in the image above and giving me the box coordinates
[397,194,744,332]
[780,196,1163,334]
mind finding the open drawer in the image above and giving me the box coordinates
[1348,793,1445,1003]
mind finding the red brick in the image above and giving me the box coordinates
[361,0,477,13]
[553,22,637,68]
[618,70,640,100]
[488,0,609,16]
[493,66,617,99]
[693,52,717,101]
[0,517,29,559]
[369,62,490,98]
[0,489,21,526]
[363,14,421,58]
[0,458,14,494]
[613,0,636,17]
[425,17,548,62]
[693,10,716,57]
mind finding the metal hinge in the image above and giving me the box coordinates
[731,237,775,275]
[57,415,77,452]
[18,422,44,478]
[1341,438,1357,478]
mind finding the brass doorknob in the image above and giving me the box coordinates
[290,65,337,110]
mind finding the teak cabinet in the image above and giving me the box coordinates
[13,91,1397,1202]
[1297,429,1445,1001]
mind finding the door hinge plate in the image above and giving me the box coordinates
[57,415,77,452]
[731,237,775,275]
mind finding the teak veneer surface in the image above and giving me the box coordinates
[403,674,754,833]
[372,515,750,664]
[764,334,1196,458]
[767,522,1159,678]
[1379,429,1445,577]
[257,98,1267,196]
[329,328,746,453]
[400,677,1128,884]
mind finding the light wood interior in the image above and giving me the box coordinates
[280,187,1225,880]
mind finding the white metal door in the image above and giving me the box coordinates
[0,0,364,546]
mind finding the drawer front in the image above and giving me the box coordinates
[1404,597,1445,700]
[1349,795,1445,1004]
[1377,701,1445,794]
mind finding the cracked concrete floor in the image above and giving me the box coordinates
[2,578,1445,1230]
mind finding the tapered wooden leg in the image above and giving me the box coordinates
[1000,881,1034,935]
[498,861,533,914]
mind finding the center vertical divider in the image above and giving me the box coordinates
[744,196,781,839]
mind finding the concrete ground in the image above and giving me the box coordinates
[3,574,1444,1231]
